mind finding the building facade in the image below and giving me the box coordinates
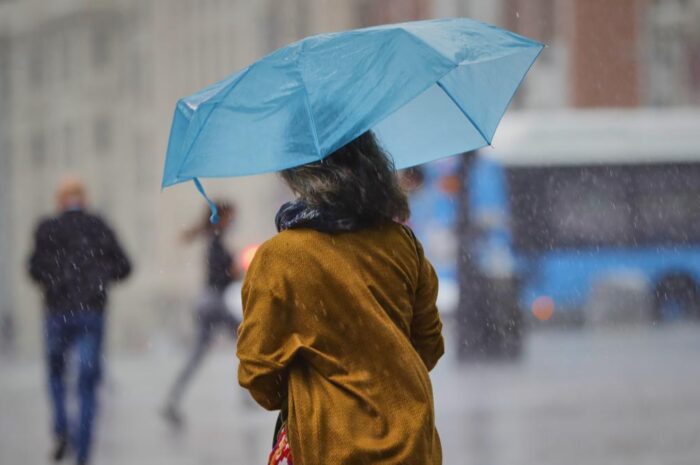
[0,0,363,355]
[500,0,700,108]
[2,0,699,355]
[645,0,700,106]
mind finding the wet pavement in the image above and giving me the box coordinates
[2,322,700,465]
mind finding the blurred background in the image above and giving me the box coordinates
[1,0,700,464]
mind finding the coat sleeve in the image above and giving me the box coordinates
[96,218,132,282]
[410,236,445,371]
[237,243,299,411]
[28,220,57,287]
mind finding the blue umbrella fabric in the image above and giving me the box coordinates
[163,18,543,192]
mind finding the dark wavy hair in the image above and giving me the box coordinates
[280,131,410,223]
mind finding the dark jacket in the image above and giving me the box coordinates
[207,234,234,293]
[29,210,131,313]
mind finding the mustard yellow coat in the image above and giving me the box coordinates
[237,222,444,465]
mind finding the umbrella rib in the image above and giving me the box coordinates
[176,66,255,181]
[436,80,491,146]
[300,83,321,158]
[487,44,545,146]
[399,27,458,66]
[297,43,322,158]
[402,24,544,67]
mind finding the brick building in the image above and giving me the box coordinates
[502,0,700,107]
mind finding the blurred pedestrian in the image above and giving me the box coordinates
[162,201,240,427]
[28,176,131,465]
[237,131,444,465]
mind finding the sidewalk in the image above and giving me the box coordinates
[2,323,700,464]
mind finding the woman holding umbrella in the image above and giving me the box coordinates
[161,18,542,463]
[237,131,444,465]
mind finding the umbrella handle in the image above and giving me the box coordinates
[193,178,220,224]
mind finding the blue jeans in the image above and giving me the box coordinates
[45,311,105,464]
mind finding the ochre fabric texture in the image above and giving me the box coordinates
[237,222,444,465]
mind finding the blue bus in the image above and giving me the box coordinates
[410,109,700,323]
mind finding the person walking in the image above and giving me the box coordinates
[162,201,240,427]
[28,176,131,465]
[237,131,444,465]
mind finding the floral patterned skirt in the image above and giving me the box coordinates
[268,423,293,465]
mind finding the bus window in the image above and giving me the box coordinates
[632,164,700,245]
[508,164,700,251]
[547,168,632,247]
[506,166,633,251]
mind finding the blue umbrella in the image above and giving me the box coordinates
[162,18,543,217]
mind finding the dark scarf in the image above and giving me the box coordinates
[275,201,370,233]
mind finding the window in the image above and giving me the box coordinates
[94,116,112,154]
[63,123,75,167]
[539,0,556,44]
[295,0,310,38]
[61,32,72,82]
[92,26,111,68]
[358,0,428,27]
[0,40,9,100]
[647,0,700,105]
[0,138,11,184]
[508,166,634,250]
[547,169,633,245]
[265,1,287,51]
[508,163,700,251]
[133,133,151,191]
[30,131,46,166]
[29,43,43,88]
[632,165,700,244]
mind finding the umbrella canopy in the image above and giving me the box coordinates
[162,18,543,190]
